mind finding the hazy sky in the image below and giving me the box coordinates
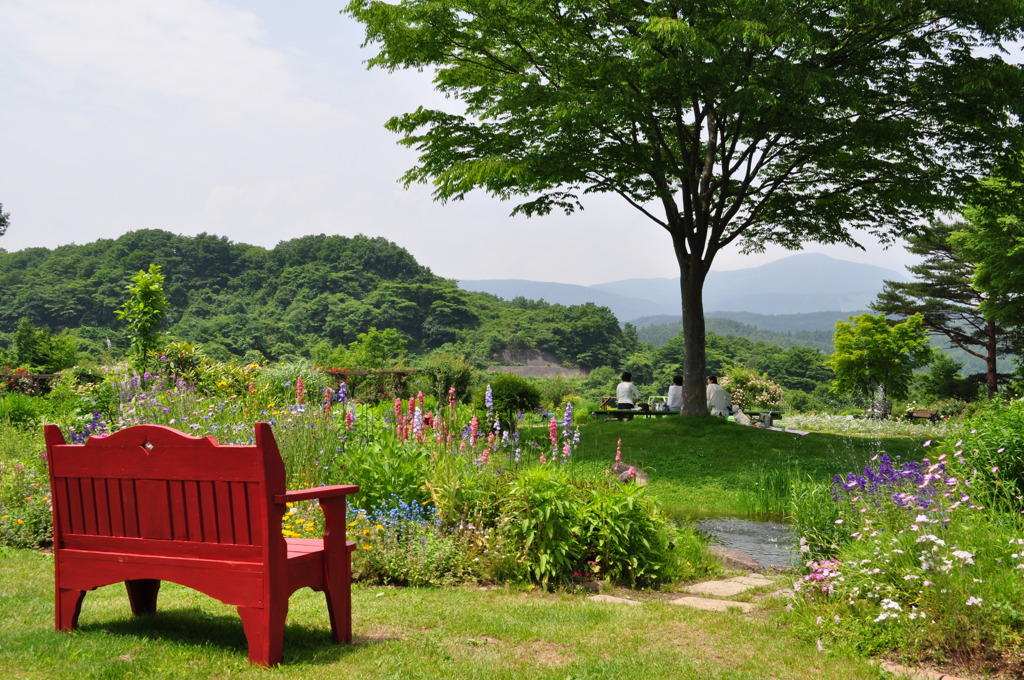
[0,0,987,285]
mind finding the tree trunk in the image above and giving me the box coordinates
[678,254,710,416]
[985,318,998,399]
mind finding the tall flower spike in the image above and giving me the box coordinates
[485,384,493,412]
[296,376,305,405]
[615,439,622,463]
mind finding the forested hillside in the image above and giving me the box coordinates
[0,230,627,368]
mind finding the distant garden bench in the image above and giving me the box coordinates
[740,410,783,426]
[44,422,359,666]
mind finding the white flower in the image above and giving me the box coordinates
[952,550,975,564]
[966,597,983,606]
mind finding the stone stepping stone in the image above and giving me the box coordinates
[682,580,757,597]
[668,596,753,613]
[726,575,772,587]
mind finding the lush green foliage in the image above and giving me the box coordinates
[828,313,933,402]
[0,230,626,370]
[956,169,1024,332]
[114,263,169,372]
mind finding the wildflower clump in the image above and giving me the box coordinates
[789,436,1024,664]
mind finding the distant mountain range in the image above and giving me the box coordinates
[458,253,910,325]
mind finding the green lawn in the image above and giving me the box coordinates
[570,415,926,519]
[0,548,890,679]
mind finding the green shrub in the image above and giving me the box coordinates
[473,372,542,430]
[412,351,474,404]
[0,393,42,426]
[497,465,696,588]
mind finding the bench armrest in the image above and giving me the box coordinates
[274,484,359,505]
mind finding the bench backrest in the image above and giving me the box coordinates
[45,423,288,563]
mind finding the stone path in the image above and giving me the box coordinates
[587,572,776,613]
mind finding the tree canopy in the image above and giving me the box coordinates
[955,169,1024,334]
[347,0,1024,414]
[828,312,933,403]
[872,218,1015,398]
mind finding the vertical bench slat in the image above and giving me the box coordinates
[79,478,98,536]
[199,481,218,542]
[184,481,204,542]
[137,480,172,540]
[215,481,235,544]
[122,479,140,538]
[246,482,264,547]
[106,479,126,537]
[168,481,188,541]
[94,478,111,536]
[230,482,251,545]
[54,478,73,536]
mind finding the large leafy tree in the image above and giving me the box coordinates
[346,0,1024,414]
[0,203,8,237]
[828,312,933,403]
[872,219,1014,399]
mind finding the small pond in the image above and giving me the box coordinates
[695,517,799,569]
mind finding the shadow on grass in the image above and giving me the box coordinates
[83,606,371,665]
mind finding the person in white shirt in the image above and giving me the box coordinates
[616,372,640,409]
[706,376,731,417]
[666,375,683,412]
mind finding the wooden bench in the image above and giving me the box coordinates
[44,422,359,666]
[741,410,783,426]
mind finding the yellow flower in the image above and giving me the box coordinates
[362,528,370,535]
[16,519,25,525]
[362,545,371,550]
[217,381,227,387]
[375,524,383,530]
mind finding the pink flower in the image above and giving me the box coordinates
[615,439,622,463]
[296,376,305,405]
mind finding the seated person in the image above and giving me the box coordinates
[706,376,731,417]
[666,375,683,412]
[616,371,640,410]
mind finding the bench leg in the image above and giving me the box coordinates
[126,579,161,616]
[238,602,288,667]
[56,587,87,632]
[323,546,354,644]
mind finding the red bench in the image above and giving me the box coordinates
[44,422,359,666]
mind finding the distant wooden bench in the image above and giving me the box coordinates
[866,400,892,420]
[741,410,783,425]
[44,422,359,666]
